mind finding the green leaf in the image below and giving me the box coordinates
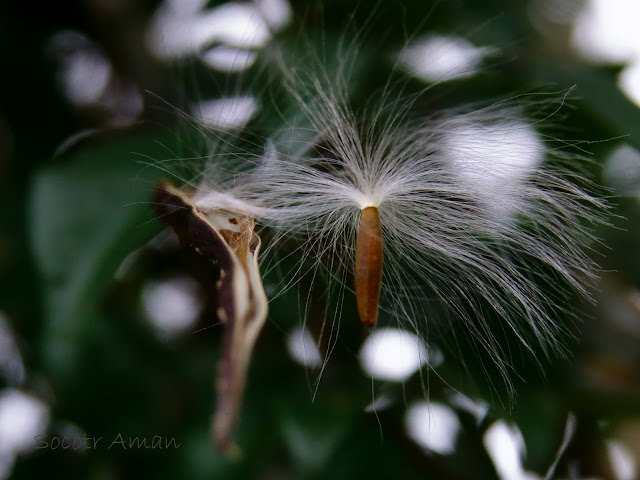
[29,131,170,383]
[529,61,640,151]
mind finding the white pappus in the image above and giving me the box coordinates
[180,34,608,399]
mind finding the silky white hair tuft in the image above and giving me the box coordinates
[162,31,608,400]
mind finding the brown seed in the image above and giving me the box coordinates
[355,206,383,327]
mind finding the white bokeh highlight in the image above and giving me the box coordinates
[254,0,293,30]
[61,50,112,106]
[286,327,323,368]
[201,46,258,72]
[619,61,640,108]
[483,420,540,480]
[148,0,291,73]
[572,0,639,63]
[0,390,49,455]
[192,96,259,130]
[48,30,144,125]
[359,328,438,382]
[443,120,544,220]
[449,392,489,425]
[604,144,640,197]
[572,0,640,106]
[49,31,112,107]
[142,276,204,336]
[148,1,270,58]
[405,402,461,455]
[398,35,492,83]
[363,394,393,413]
[607,440,636,480]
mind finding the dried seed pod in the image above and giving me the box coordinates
[154,182,267,454]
